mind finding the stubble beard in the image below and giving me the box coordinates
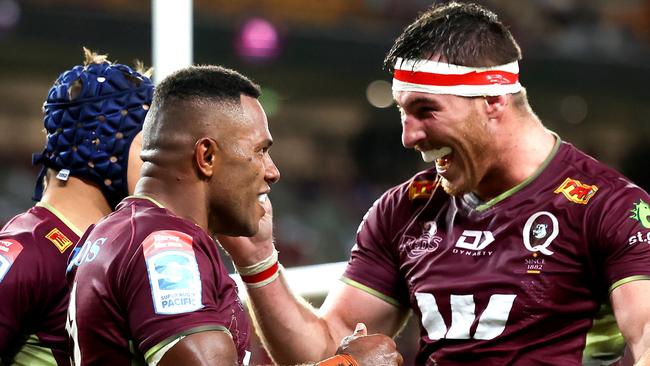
[440,175,471,197]
[439,112,490,197]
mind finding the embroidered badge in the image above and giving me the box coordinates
[46,228,74,253]
[408,178,438,201]
[630,199,650,229]
[522,211,559,256]
[554,177,598,205]
[0,239,23,282]
[143,230,203,315]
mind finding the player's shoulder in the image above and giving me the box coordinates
[380,167,440,205]
[0,233,27,284]
[0,206,67,255]
[2,206,51,236]
[102,197,189,229]
[0,209,46,283]
[559,141,648,204]
[563,142,643,188]
[359,168,443,231]
[119,197,209,246]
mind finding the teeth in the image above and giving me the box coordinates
[421,146,452,163]
[258,193,268,203]
[435,158,449,173]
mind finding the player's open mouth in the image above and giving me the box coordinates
[436,155,451,174]
[258,193,268,203]
[421,146,452,173]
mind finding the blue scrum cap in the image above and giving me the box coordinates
[32,48,154,208]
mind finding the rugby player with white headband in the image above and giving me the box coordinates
[392,57,522,182]
[218,2,650,366]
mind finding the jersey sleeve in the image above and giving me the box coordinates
[588,182,650,290]
[115,229,237,361]
[342,188,410,307]
[0,238,33,354]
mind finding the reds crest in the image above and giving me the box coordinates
[554,177,598,205]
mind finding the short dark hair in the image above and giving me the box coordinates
[153,65,261,107]
[384,2,521,71]
[141,65,262,157]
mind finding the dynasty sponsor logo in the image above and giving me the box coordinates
[453,230,494,256]
[401,221,442,258]
[554,177,598,205]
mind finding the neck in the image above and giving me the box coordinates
[475,114,556,201]
[134,175,208,233]
[40,176,112,233]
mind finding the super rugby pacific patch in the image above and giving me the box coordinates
[143,230,203,315]
[0,239,23,282]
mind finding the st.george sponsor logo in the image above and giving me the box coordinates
[453,230,494,256]
[630,199,650,229]
[400,221,442,258]
[628,231,650,245]
[627,199,650,246]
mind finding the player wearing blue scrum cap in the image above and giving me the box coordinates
[0,48,153,366]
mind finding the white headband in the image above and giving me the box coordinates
[392,57,522,97]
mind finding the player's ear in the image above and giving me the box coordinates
[483,94,508,120]
[194,137,218,179]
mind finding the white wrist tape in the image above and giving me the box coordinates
[235,249,281,288]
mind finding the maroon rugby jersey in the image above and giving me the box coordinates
[66,196,250,365]
[0,203,80,366]
[344,139,650,365]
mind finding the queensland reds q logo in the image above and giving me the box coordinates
[522,211,559,255]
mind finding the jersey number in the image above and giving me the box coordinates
[415,292,516,340]
[67,282,81,365]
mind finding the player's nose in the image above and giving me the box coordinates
[402,117,427,149]
[265,155,280,184]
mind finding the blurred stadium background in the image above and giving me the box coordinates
[0,0,649,363]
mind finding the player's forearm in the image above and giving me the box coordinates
[246,272,341,365]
